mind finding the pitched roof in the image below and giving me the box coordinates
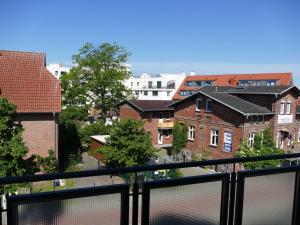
[200,92,273,115]
[173,73,293,99]
[201,85,300,95]
[0,50,61,113]
[117,100,174,112]
[170,86,278,116]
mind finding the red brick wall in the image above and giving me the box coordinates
[91,139,105,162]
[174,93,244,158]
[16,113,59,157]
[119,104,174,146]
[119,104,141,119]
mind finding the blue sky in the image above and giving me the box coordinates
[1,0,300,85]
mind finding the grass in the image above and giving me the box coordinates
[31,179,75,193]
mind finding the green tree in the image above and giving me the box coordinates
[101,119,157,167]
[172,122,188,154]
[0,97,38,193]
[37,150,58,174]
[236,128,284,169]
[61,42,132,118]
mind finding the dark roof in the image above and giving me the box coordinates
[200,92,273,115]
[0,50,61,113]
[118,100,174,112]
[200,85,300,95]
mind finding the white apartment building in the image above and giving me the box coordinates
[124,73,186,100]
[47,63,71,79]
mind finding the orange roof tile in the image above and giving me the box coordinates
[173,73,293,100]
[0,50,61,113]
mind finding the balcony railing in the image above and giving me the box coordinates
[1,153,300,225]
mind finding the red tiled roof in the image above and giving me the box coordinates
[0,50,61,113]
[173,73,293,100]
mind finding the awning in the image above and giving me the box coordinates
[157,122,174,129]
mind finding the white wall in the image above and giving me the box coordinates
[124,73,186,100]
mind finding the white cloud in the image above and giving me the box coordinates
[129,61,300,86]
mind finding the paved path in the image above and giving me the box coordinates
[73,152,125,188]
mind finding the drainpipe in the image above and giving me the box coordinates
[53,112,57,158]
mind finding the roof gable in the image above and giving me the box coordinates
[0,50,61,113]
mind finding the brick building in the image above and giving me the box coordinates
[0,50,61,157]
[170,85,300,159]
[117,100,174,148]
[173,73,293,100]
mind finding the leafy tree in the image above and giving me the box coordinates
[172,122,188,154]
[61,42,132,118]
[101,119,157,167]
[236,128,284,169]
[59,106,87,124]
[79,120,111,146]
[0,97,38,193]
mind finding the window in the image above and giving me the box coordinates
[152,91,158,96]
[298,129,300,143]
[266,80,276,86]
[286,101,292,114]
[157,81,162,88]
[135,91,139,96]
[287,133,293,146]
[196,98,202,112]
[210,129,218,146]
[206,99,212,112]
[276,132,280,148]
[148,81,153,88]
[131,82,133,87]
[249,132,255,147]
[144,91,148,96]
[280,101,285,114]
[167,91,171,97]
[179,91,186,96]
[137,82,139,86]
[188,126,195,141]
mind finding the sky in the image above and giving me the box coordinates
[1,0,300,85]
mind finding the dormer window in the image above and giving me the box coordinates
[196,98,202,112]
[206,99,212,112]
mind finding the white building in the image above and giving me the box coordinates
[124,73,186,100]
[47,63,71,79]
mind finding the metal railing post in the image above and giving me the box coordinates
[292,171,300,225]
[132,173,139,225]
[228,171,236,225]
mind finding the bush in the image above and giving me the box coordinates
[172,122,188,154]
[37,150,58,173]
[79,120,110,146]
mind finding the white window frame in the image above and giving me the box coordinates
[188,125,195,141]
[210,129,218,146]
[286,101,292,115]
[276,132,280,148]
[298,129,300,143]
[249,132,255,148]
[206,99,212,112]
[196,98,202,112]
[280,101,285,115]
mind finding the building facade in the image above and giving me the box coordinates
[171,86,300,159]
[117,100,174,148]
[124,73,186,100]
[47,63,71,79]
[0,50,61,157]
[173,73,293,100]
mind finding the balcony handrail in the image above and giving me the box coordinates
[1,153,300,185]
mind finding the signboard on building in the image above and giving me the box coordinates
[278,115,293,124]
[224,132,232,152]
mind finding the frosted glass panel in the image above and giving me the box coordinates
[242,172,295,225]
[17,193,121,225]
[149,181,222,225]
